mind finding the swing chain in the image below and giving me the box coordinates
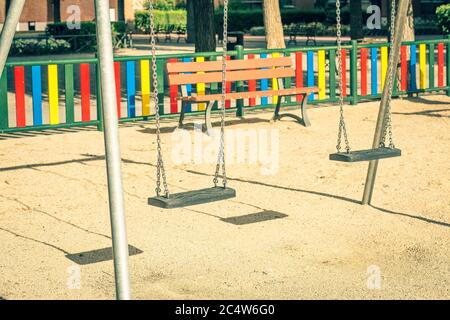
[335,0,351,153]
[380,0,397,149]
[214,0,229,188]
[149,0,170,198]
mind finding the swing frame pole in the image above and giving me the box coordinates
[361,0,409,205]
[94,0,131,299]
[0,0,26,78]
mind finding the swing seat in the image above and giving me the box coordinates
[329,147,401,162]
[148,187,236,209]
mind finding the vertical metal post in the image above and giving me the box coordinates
[0,0,26,78]
[94,0,131,299]
[361,0,409,205]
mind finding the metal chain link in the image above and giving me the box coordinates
[213,0,229,188]
[380,0,397,149]
[149,0,170,198]
[335,0,351,153]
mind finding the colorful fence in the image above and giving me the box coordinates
[1,37,450,133]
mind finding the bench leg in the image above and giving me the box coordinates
[178,101,186,128]
[270,94,311,127]
[204,100,216,136]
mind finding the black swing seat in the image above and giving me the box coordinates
[148,187,236,209]
[329,147,401,162]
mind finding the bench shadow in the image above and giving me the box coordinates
[393,108,450,119]
[0,126,97,140]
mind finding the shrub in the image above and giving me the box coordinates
[11,38,71,56]
[135,10,186,33]
[436,4,450,34]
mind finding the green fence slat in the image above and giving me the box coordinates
[64,64,75,124]
[0,70,8,130]
[156,59,165,115]
[235,45,244,117]
[429,43,435,90]
[350,40,358,105]
[95,60,104,131]
[284,52,292,103]
[209,56,219,110]
[329,49,336,100]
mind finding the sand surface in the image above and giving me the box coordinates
[0,95,449,300]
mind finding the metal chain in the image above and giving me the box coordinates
[380,0,397,149]
[335,0,351,153]
[149,0,170,198]
[213,0,229,188]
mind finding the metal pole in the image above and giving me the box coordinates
[94,0,131,299]
[0,0,26,78]
[361,0,409,205]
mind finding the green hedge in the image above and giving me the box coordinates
[215,8,327,32]
[45,22,127,51]
[135,10,186,32]
[436,4,450,34]
[11,38,71,56]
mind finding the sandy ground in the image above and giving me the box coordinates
[0,95,449,300]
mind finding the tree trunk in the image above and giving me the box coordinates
[263,0,285,49]
[186,0,195,43]
[193,0,216,52]
[350,0,363,41]
[54,0,61,23]
[403,0,415,43]
[118,0,125,22]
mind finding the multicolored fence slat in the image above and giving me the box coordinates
[141,59,151,116]
[341,49,347,97]
[381,46,388,89]
[360,48,367,96]
[318,50,326,100]
[48,64,59,125]
[437,43,444,88]
[419,44,427,89]
[272,52,280,104]
[31,66,43,126]
[260,53,269,105]
[168,58,178,113]
[114,61,121,118]
[80,63,91,122]
[225,56,232,108]
[371,47,378,95]
[126,61,136,118]
[14,66,26,127]
[196,56,206,111]
[247,54,256,106]
[295,51,303,102]
[183,57,192,112]
[400,46,407,91]
[307,51,314,101]
[409,45,417,91]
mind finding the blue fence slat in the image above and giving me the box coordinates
[31,66,43,126]
[259,53,269,105]
[182,57,193,112]
[371,48,378,95]
[409,45,417,91]
[307,51,314,101]
[126,61,136,118]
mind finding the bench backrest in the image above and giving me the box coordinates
[167,57,295,86]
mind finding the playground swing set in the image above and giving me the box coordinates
[0,0,410,300]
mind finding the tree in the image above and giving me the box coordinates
[186,0,195,43]
[263,0,285,49]
[118,0,125,22]
[350,0,363,40]
[193,0,216,52]
[53,0,61,22]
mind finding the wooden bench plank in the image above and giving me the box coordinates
[168,67,295,86]
[177,87,319,102]
[167,57,292,73]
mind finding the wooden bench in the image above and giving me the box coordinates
[166,56,319,132]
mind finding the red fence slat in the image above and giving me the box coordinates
[14,66,26,127]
